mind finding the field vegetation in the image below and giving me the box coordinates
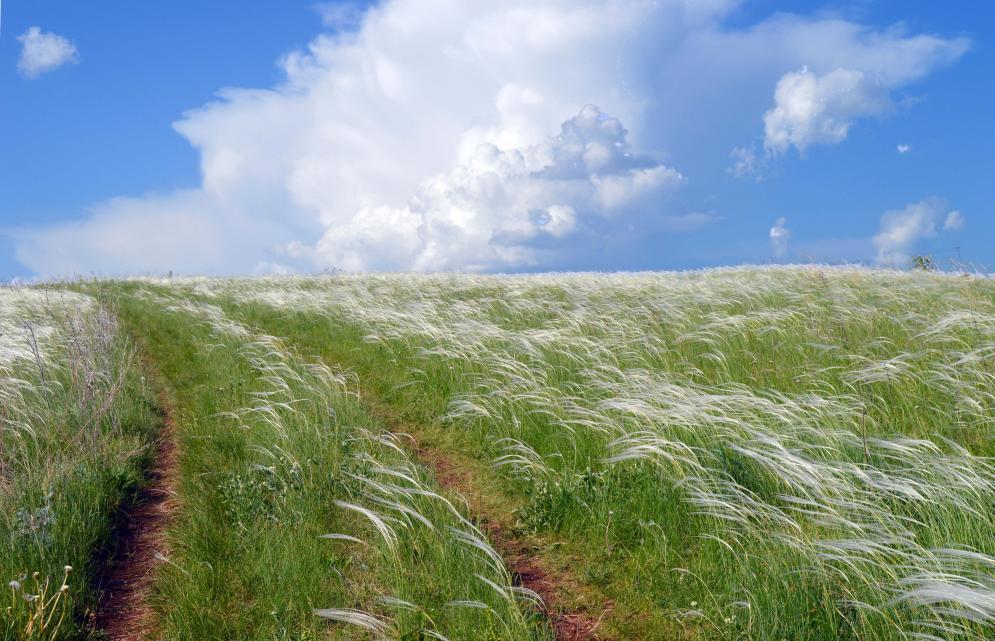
[97,287,552,641]
[155,267,995,641]
[1,288,159,640]
[4,267,993,641]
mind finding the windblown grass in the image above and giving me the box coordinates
[1,287,160,640]
[136,266,995,641]
[103,286,552,641]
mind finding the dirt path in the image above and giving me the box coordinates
[95,397,179,640]
[417,440,613,641]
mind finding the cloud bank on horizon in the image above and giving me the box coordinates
[13,0,972,276]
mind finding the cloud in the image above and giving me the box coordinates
[17,27,79,78]
[769,217,790,258]
[943,210,965,231]
[764,68,889,154]
[728,146,767,180]
[897,143,911,154]
[12,1,972,275]
[313,105,687,271]
[314,2,368,31]
[12,190,295,276]
[872,198,961,266]
[760,27,967,155]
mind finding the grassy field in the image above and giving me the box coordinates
[1,288,160,640]
[4,266,994,640]
[102,286,552,641]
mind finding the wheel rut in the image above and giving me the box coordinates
[416,439,613,641]
[94,395,179,640]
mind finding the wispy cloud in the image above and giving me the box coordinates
[943,210,965,231]
[313,2,367,31]
[770,217,790,259]
[728,146,767,181]
[873,198,963,266]
[17,27,79,79]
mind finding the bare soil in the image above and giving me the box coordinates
[95,400,179,640]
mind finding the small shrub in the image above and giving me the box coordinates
[12,493,56,549]
[217,465,294,528]
[515,468,607,532]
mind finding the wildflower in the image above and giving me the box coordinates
[690,601,698,607]
[60,584,69,592]
[64,565,73,573]
[8,580,20,590]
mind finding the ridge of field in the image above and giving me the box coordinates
[139,266,995,641]
[99,285,554,641]
[1,288,161,640]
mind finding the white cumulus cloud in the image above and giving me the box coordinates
[872,198,962,266]
[313,105,686,271]
[897,143,911,154]
[769,217,790,258]
[17,27,79,78]
[764,68,889,154]
[12,1,972,276]
[761,25,967,155]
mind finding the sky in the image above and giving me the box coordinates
[1,1,992,278]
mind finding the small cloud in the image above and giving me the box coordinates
[764,67,887,155]
[770,217,790,258]
[759,28,967,158]
[728,146,766,181]
[873,198,960,266]
[897,144,911,154]
[943,210,965,231]
[17,27,79,79]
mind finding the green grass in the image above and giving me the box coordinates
[96,284,553,641]
[8,267,993,641]
[155,267,994,641]
[199,297,667,639]
[1,289,161,640]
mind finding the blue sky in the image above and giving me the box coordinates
[1,1,992,277]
